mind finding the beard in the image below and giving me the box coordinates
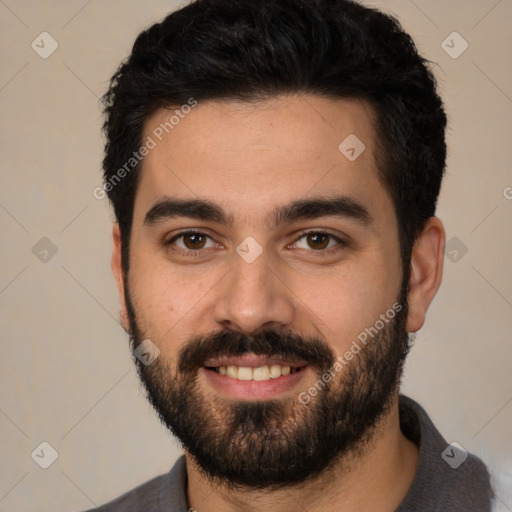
[124,280,411,491]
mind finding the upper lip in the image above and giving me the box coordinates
[204,353,307,368]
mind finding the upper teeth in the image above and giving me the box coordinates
[217,365,292,381]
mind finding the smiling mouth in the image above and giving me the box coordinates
[205,364,307,381]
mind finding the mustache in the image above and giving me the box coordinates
[178,328,335,374]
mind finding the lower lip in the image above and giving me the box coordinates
[200,367,310,400]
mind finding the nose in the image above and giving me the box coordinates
[211,249,296,334]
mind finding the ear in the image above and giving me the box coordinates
[406,216,445,333]
[111,223,130,333]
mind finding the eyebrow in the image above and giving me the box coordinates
[143,195,372,229]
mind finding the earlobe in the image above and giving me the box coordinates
[406,217,445,334]
[111,223,130,333]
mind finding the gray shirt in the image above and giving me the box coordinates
[82,395,493,511]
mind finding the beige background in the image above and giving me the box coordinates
[0,1,511,510]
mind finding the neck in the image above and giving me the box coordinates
[186,395,419,512]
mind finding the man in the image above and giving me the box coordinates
[87,0,501,510]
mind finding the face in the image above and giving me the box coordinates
[115,95,410,488]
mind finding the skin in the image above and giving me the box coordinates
[111,94,445,512]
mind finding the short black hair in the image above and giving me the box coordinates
[101,0,447,275]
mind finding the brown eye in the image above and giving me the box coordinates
[293,231,345,252]
[306,233,329,250]
[183,233,207,249]
[167,231,216,252]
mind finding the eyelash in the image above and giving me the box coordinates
[164,229,348,257]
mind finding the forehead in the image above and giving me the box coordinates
[133,95,391,227]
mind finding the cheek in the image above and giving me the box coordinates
[288,256,401,356]
[128,251,221,339]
